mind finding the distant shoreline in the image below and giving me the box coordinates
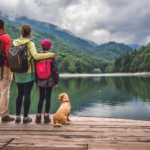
[59,72,150,77]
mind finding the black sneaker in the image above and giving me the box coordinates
[2,115,14,123]
[23,117,32,124]
[15,116,21,123]
[44,115,51,123]
[35,115,41,123]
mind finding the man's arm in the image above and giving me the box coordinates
[3,34,11,65]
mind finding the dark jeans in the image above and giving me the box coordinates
[38,86,52,113]
[16,80,34,117]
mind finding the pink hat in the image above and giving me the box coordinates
[41,39,53,49]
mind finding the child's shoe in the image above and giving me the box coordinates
[35,114,41,123]
[23,117,32,124]
[44,114,51,123]
[15,116,21,123]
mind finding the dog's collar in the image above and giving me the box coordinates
[62,100,70,103]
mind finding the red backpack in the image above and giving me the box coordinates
[36,59,51,79]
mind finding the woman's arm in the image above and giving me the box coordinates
[28,41,55,60]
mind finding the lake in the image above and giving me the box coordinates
[9,75,150,120]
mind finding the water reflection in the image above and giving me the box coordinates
[9,76,150,120]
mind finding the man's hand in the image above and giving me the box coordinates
[53,53,56,59]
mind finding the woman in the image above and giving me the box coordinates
[14,24,56,124]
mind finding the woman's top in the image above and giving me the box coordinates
[13,38,54,83]
[35,51,59,88]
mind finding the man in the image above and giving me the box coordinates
[0,18,14,122]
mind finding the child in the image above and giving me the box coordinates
[35,39,59,123]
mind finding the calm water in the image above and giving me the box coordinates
[9,75,150,120]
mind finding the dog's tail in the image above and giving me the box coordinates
[53,123,62,127]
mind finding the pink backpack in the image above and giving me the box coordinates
[36,59,51,79]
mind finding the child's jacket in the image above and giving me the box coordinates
[35,51,59,88]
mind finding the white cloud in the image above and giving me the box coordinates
[59,1,110,34]
[0,0,150,45]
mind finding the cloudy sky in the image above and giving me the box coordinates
[0,0,150,45]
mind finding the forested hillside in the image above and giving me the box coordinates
[0,15,95,53]
[93,42,133,61]
[105,45,150,73]
[5,23,108,73]
[0,15,135,61]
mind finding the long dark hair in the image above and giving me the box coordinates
[20,24,31,37]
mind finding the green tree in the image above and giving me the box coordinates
[67,65,76,73]
[62,57,71,72]
[143,53,150,71]
[93,68,102,73]
[57,63,65,73]
[56,55,63,64]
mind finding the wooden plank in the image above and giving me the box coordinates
[0,143,7,149]
[8,136,150,146]
[1,124,150,130]
[1,120,150,126]
[5,134,150,141]
[0,138,13,143]
[0,115,150,149]
[0,138,14,149]
[1,146,87,150]
[1,131,150,137]
[88,144,150,150]
[8,143,87,148]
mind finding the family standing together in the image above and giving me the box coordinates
[0,18,59,124]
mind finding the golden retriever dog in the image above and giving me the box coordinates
[53,93,71,127]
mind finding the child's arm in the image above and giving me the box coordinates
[51,59,59,85]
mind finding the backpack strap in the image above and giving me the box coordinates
[0,33,5,36]
[0,56,6,81]
[26,40,34,78]
[30,56,33,78]
[0,33,5,51]
[0,33,6,81]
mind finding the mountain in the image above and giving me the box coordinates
[105,45,150,73]
[0,13,95,53]
[147,43,150,46]
[4,20,108,73]
[0,13,135,62]
[128,44,141,50]
[85,39,98,47]
[93,41,134,61]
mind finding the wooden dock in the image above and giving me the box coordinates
[0,115,150,150]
